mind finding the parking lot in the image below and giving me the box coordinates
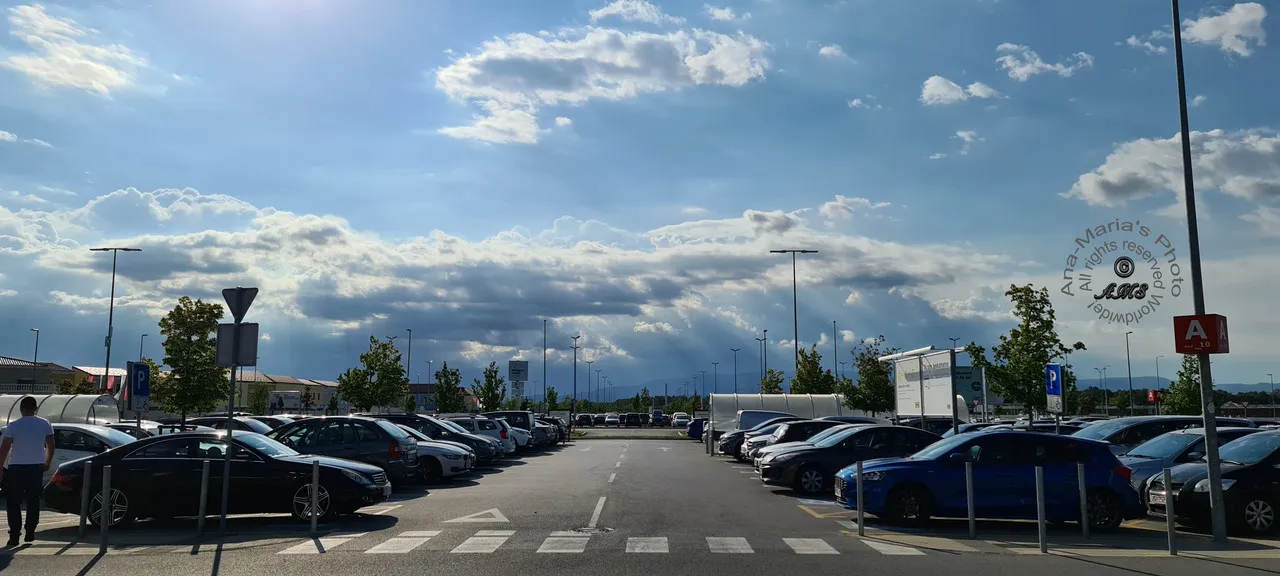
[0,436,1277,575]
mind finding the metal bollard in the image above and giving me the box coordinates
[1163,468,1177,555]
[855,461,865,537]
[1078,462,1089,539]
[99,465,112,554]
[78,461,92,539]
[1035,466,1047,554]
[310,460,320,534]
[197,460,210,535]
[966,461,976,538]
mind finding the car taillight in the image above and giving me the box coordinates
[1113,465,1132,481]
[390,441,401,459]
[500,429,508,439]
[50,470,68,485]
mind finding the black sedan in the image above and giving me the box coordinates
[1148,430,1280,535]
[758,425,940,495]
[44,431,390,526]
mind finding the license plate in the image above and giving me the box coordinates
[1149,491,1166,506]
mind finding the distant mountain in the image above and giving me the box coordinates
[1079,376,1274,394]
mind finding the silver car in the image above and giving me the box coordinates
[447,415,517,453]
[398,425,475,482]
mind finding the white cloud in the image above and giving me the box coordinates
[929,152,947,160]
[25,138,52,147]
[0,131,14,142]
[0,129,53,148]
[1240,206,1280,236]
[818,44,850,60]
[704,5,749,21]
[819,195,890,220]
[844,292,861,306]
[634,321,677,334]
[1182,2,1267,57]
[995,43,1093,81]
[554,116,573,127]
[435,24,769,144]
[3,190,49,205]
[2,4,148,96]
[680,206,709,215]
[1192,94,1207,107]
[847,95,881,110]
[589,0,685,25]
[1122,34,1169,55]
[919,76,1001,105]
[1067,128,1280,207]
[954,130,982,155]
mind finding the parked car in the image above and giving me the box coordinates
[482,411,538,435]
[1147,430,1280,535]
[741,423,790,460]
[623,413,643,427]
[43,431,390,525]
[593,414,606,426]
[987,422,1084,435]
[1122,426,1261,502]
[755,424,862,468]
[249,415,295,429]
[604,413,621,427]
[366,413,502,463]
[895,416,964,436]
[396,425,474,483]
[671,413,691,428]
[718,416,804,459]
[651,410,665,427]
[1073,416,1256,455]
[760,425,939,494]
[537,416,569,444]
[449,416,517,454]
[688,418,706,441]
[735,410,798,431]
[833,430,1142,531]
[187,416,274,435]
[15,424,139,486]
[819,416,890,425]
[531,421,555,447]
[575,414,593,427]
[265,416,420,483]
[505,423,532,451]
[940,422,1003,438]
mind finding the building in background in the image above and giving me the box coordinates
[0,357,72,394]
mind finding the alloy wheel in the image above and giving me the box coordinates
[1087,492,1119,529]
[89,489,130,526]
[293,483,331,521]
[1244,499,1275,532]
[800,470,824,494]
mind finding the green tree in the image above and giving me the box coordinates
[1164,354,1203,415]
[546,387,560,410]
[248,383,271,414]
[470,361,507,411]
[403,394,419,413]
[500,397,521,410]
[846,335,896,415]
[968,284,1085,415]
[326,394,339,415]
[1074,389,1098,414]
[337,336,410,411]
[56,377,101,395]
[302,389,315,412]
[153,296,228,421]
[760,369,785,394]
[432,362,467,413]
[1112,391,1131,413]
[792,345,837,394]
[640,386,652,409]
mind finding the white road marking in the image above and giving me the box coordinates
[627,537,668,553]
[537,536,590,553]
[370,504,402,515]
[580,446,592,452]
[657,447,670,451]
[862,540,925,556]
[365,531,440,554]
[706,537,753,554]
[784,538,839,555]
[615,461,621,468]
[619,453,625,458]
[450,532,513,554]
[588,496,607,529]
[443,508,509,523]
[609,472,616,483]
[278,532,368,555]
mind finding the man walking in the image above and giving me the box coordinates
[0,397,55,546]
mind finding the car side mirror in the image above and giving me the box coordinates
[948,452,969,465]
[1185,451,1204,462]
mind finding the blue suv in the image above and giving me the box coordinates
[833,430,1142,530]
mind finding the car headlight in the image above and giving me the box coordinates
[1194,478,1235,492]
[341,468,370,484]
[772,453,796,463]
[861,471,887,482]
[444,453,462,460]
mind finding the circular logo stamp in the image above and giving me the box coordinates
[1060,219,1184,326]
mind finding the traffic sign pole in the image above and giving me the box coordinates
[219,286,258,534]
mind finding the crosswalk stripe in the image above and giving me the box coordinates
[451,531,514,553]
[626,537,668,553]
[279,533,367,555]
[537,536,590,553]
[783,538,839,555]
[706,537,753,554]
[862,540,925,556]
[366,531,440,554]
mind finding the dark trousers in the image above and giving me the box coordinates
[4,465,43,537]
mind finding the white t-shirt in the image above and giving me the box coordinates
[2,416,54,466]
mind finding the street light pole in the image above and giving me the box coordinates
[755,336,766,386]
[949,337,960,350]
[711,362,719,395]
[770,249,818,390]
[1125,331,1135,416]
[839,361,847,380]
[832,320,838,374]
[90,247,141,393]
[405,329,413,382]
[571,335,581,418]
[730,349,740,393]
[762,328,768,377]
[138,333,147,362]
[30,328,39,391]
[595,370,602,406]
[586,360,594,403]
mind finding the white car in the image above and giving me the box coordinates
[47,424,137,485]
[604,413,621,427]
[446,416,516,454]
[506,425,532,451]
[398,425,474,482]
[671,413,691,427]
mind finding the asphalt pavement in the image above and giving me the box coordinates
[1,438,1278,575]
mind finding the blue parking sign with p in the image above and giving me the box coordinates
[1045,364,1062,396]
[133,363,150,397]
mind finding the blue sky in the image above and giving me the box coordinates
[0,0,1276,398]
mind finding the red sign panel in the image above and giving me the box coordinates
[1148,390,1161,403]
[1173,314,1230,354]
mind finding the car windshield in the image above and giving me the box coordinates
[399,425,432,441]
[804,424,854,445]
[237,433,298,457]
[814,426,863,448]
[1218,434,1280,465]
[237,418,273,434]
[909,433,973,460]
[752,423,783,436]
[1125,432,1200,459]
[91,426,141,446]
[442,420,471,434]
[375,420,412,439]
[1071,419,1133,440]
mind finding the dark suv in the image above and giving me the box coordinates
[623,413,642,427]
[266,416,420,483]
[360,413,500,464]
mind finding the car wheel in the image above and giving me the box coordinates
[87,487,134,528]
[883,485,933,527]
[793,466,828,495]
[422,457,444,484]
[291,481,334,523]
[1236,494,1277,535]
[1085,489,1123,531]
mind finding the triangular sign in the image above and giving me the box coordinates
[222,287,259,323]
[443,508,509,523]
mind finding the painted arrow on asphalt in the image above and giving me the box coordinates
[580,446,592,451]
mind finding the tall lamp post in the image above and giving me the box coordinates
[729,348,740,393]
[711,362,719,395]
[949,337,960,350]
[571,335,581,416]
[1094,366,1110,416]
[405,329,413,382]
[832,321,838,374]
[839,361,847,380]
[596,370,602,406]
[586,360,594,403]
[1125,331,1135,416]
[138,333,147,362]
[755,335,766,385]
[770,249,818,389]
[30,328,39,391]
[90,247,141,393]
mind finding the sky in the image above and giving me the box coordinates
[0,0,1277,400]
